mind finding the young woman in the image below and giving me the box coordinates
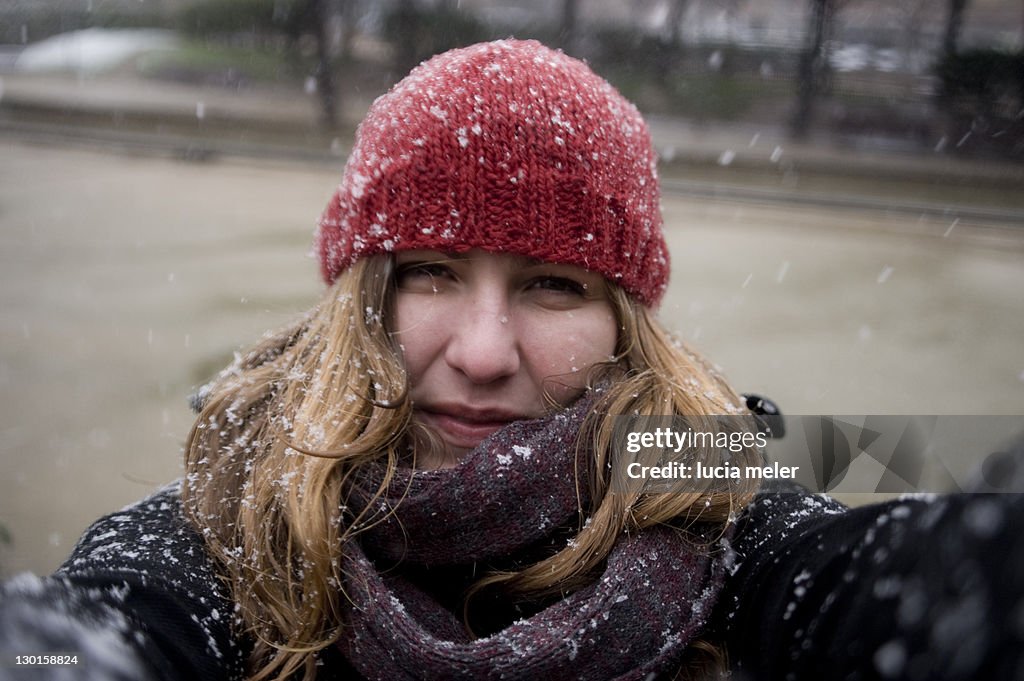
[2,39,1023,681]
[181,39,762,679]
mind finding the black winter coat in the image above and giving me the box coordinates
[2,483,1023,680]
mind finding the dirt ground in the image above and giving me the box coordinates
[1,139,1023,575]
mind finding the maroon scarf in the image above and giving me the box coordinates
[337,393,730,680]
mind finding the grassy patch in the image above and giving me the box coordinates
[602,64,791,121]
[136,41,296,85]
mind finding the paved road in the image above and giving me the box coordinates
[1,139,1023,575]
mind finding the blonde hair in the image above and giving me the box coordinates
[183,255,760,680]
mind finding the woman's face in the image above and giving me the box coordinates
[393,249,618,468]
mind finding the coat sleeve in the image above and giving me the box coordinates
[716,482,1024,680]
[0,483,245,681]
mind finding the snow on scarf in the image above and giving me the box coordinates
[337,392,730,680]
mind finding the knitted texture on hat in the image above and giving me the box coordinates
[316,39,669,306]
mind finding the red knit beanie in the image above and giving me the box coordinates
[315,39,669,306]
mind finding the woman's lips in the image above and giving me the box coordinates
[416,407,524,450]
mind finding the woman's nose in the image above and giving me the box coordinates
[444,301,520,384]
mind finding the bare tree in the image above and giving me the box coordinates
[311,0,338,128]
[666,0,689,49]
[282,0,342,129]
[560,0,580,53]
[790,0,838,139]
[339,0,357,62]
[935,0,971,142]
[942,0,970,59]
[890,0,934,74]
[392,0,420,74]
[654,0,689,80]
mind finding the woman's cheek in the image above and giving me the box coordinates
[393,295,443,381]
[537,325,615,402]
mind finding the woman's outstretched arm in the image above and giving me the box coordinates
[0,484,244,681]
[718,482,1024,680]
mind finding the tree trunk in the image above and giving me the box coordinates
[935,0,971,147]
[312,0,338,129]
[339,0,356,62]
[943,0,969,60]
[393,0,420,75]
[560,0,579,53]
[656,0,688,84]
[790,0,836,140]
[667,0,688,49]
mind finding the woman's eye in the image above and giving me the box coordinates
[528,276,587,296]
[404,263,449,278]
[396,263,452,289]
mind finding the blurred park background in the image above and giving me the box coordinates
[4,0,1024,155]
[1,0,1023,576]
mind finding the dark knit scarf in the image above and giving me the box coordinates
[336,393,730,680]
